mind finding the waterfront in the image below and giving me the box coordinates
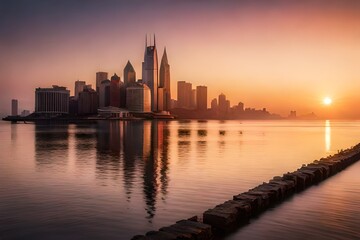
[1,120,360,239]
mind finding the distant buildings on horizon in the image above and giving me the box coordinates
[6,35,299,120]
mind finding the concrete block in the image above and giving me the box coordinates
[145,230,179,240]
[203,200,250,232]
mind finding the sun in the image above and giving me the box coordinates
[323,97,332,106]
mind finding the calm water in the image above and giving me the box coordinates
[0,120,360,239]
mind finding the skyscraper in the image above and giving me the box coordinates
[211,98,218,111]
[110,73,120,107]
[126,83,151,112]
[190,89,197,109]
[11,99,18,116]
[177,81,192,109]
[142,35,158,112]
[196,86,207,110]
[159,48,171,111]
[78,88,98,115]
[99,80,110,108]
[124,60,136,86]
[96,72,108,93]
[218,93,229,113]
[74,80,86,100]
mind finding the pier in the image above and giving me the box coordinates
[131,144,360,240]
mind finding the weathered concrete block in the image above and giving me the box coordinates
[175,220,212,240]
[268,179,295,198]
[302,165,326,180]
[203,200,251,232]
[159,227,194,240]
[252,184,281,204]
[307,163,330,178]
[297,169,316,183]
[131,235,149,240]
[245,190,271,210]
[144,230,179,240]
[233,193,262,215]
[316,161,338,175]
[302,166,323,182]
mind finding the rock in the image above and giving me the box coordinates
[245,190,271,210]
[251,184,281,204]
[299,167,322,183]
[233,193,262,215]
[145,231,178,240]
[203,200,251,232]
[131,235,149,240]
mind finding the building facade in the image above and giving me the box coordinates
[211,98,218,111]
[177,81,192,109]
[124,60,136,86]
[196,86,207,110]
[99,80,110,108]
[142,35,158,112]
[96,72,108,93]
[159,48,171,111]
[126,83,151,112]
[110,73,120,107]
[190,89,197,109]
[78,88,98,115]
[218,93,228,113]
[74,80,86,100]
[35,86,70,114]
[11,99,18,116]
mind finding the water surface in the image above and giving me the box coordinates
[1,120,360,239]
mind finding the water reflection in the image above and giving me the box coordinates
[325,120,331,152]
[34,120,170,220]
[95,120,170,220]
[35,124,69,168]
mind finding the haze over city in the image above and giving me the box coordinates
[1,0,360,118]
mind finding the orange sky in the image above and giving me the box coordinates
[1,1,360,118]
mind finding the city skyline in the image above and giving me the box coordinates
[1,0,360,118]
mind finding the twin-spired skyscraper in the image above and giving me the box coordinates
[142,35,171,112]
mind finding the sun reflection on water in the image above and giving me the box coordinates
[325,120,331,152]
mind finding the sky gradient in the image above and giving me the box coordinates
[1,0,360,118]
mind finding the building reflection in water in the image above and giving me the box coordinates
[33,121,170,220]
[325,120,331,152]
[34,124,69,169]
[95,120,170,220]
[196,121,208,160]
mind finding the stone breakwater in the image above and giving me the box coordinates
[131,144,360,240]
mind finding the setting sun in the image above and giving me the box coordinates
[323,97,332,106]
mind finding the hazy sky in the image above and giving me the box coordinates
[1,0,360,118]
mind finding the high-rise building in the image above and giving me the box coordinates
[237,102,244,112]
[211,98,218,110]
[124,60,136,86]
[99,80,110,108]
[177,81,192,109]
[74,80,86,100]
[159,48,171,111]
[11,99,18,116]
[158,87,164,111]
[196,86,207,110]
[110,73,120,107]
[142,35,158,112]
[78,88,98,115]
[190,89,197,109]
[35,86,70,115]
[218,93,228,113]
[96,72,108,93]
[126,83,151,112]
